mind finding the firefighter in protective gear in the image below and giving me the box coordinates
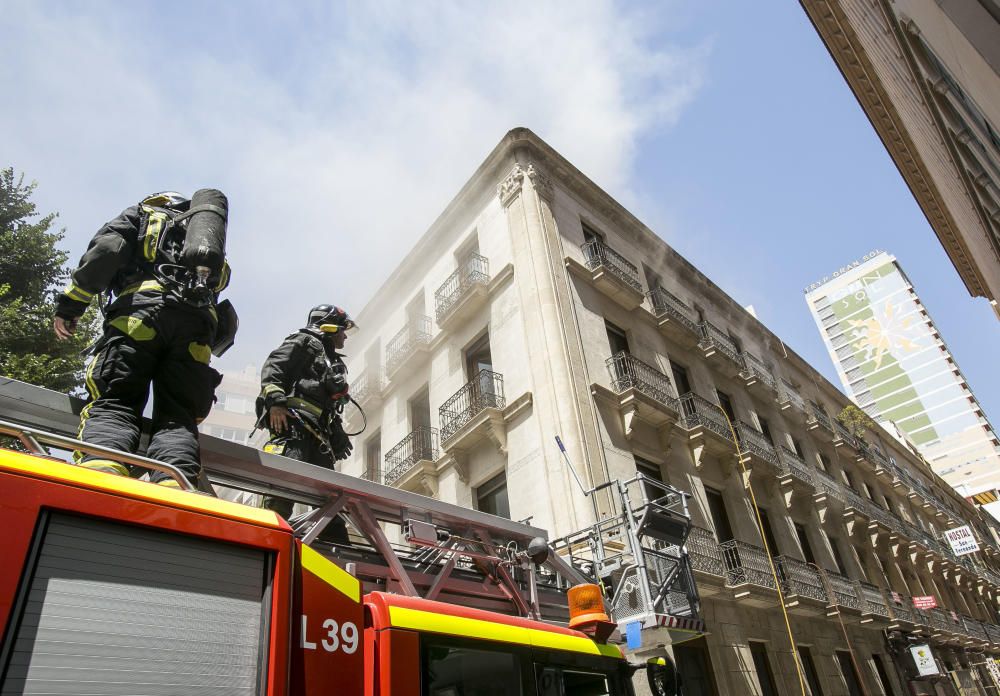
[258,304,355,542]
[53,191,232,488]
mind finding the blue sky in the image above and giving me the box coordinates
[3,1,998,422]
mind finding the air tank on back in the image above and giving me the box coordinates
[180,188,228,290]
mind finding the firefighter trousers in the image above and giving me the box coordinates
[76,300,222,485]
[262,428,350,544]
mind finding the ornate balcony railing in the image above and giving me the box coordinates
[439,370,506,442]
[856,581,890,618]
[386,316,432,375]
[734,421,778,465]
[776,387,807,413]
[777,446,814,486]
[739,352,777,391]
[927,607,951,633]
[351,368,385,405]
[697,321,741,364]
[606,352,678,412]
[806,401,833,432]
[382,427,439,486]
[679,393,734,442]
[887,593,916,623]
[961,615,988,642]
[434,253,490,323]
[646,287,699,333]
[984,623,1000,644]
[832,421,862,450]
[687,525,725,577]
[581,239,642,293]
[814,470,844,502]
[720,539,776,589]
[773,556,826,602]
[826,571,862,610]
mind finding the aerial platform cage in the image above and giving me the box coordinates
[550,474,703,639]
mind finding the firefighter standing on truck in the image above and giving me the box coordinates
[257,304,354,543]
[53,190,238,488]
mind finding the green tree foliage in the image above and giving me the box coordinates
[0,168,99,394]
[836,404,876,442]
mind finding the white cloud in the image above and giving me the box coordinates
[0,0,708,371]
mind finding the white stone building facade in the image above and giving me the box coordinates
[341,129,1000,696]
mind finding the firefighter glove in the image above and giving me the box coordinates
[328,419,353,461]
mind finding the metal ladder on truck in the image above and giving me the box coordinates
[0,378,704,641]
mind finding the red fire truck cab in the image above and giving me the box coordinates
[0,440,635,695]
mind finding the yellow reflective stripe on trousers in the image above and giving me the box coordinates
[63,283,94,303]
[142,208,168,262]
[188,342,211,364]
[74,354,101,464]
[109,315,156,341]
[287,396,323,417]
[120,280,164,296]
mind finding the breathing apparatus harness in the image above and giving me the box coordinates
[96,190,239,357]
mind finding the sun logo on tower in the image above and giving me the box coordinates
[848,300,921,368]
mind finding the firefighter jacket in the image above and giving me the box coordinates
[55,202,231,320]
[258,328,348,419]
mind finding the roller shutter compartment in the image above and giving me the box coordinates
[1,513,269,696]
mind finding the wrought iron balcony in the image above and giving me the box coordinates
[773,556,826,602]
[887,593,916,624]
[720,539,776,590]
[776,386,807,414]
[351,368,385,406]
[386,316,433,377]
[606,352,678,413]
[646,287,699,343]
[679,393,735,444]
[805,401,834,435]
[984,623,1000,644]
[813,470,844,504]
[581,239,642,293]
[825,571,862,611]
[832,421,862,452]
[687,525,725,579]
[734,421,778,466]
[439,370,506,442]
[777,446,814,487]
[697,321,742,369]
[382,427,439,486]
[855,581,890,620]
[434,254,490,327]
[739,352,777,392]
[961,615,988,642]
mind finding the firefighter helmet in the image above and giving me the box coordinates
[307,304,356,331]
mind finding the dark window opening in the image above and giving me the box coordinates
[830,539,848,576]
[871,654,896,696]
[536,666,610,696]
[836,650,864,696]
[582,222,604,245]
[705,487,734,543]
[757,508,780,556]
[465,333,494,380]
[716,390,736,424]
[758,417,774,445]
[795,523,816,565]
[749,642,778,696]
[635,456,664,502]
[790,437,804,458]
[365,431,382,482]
[605,321,630,356]
[818,453,831,472]
[477,472,510,519]
[797,646,824,696]
[670,361,692,396]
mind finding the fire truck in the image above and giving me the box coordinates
[0,379,702,695]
